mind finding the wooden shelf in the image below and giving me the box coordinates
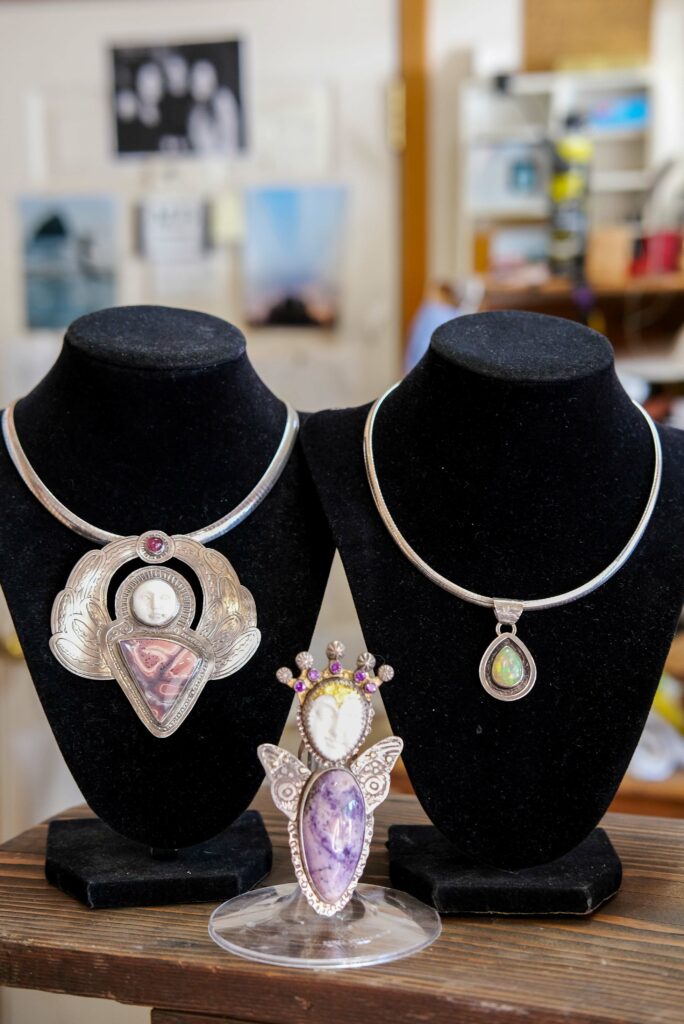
[2,794,684,1023]
[483,272,684,305]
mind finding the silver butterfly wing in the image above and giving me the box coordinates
[350,736,404,813]
[49,539,138,680]
[258,743,311,821]
[187,540,261,678]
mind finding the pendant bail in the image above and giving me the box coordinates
[494,601,523,625]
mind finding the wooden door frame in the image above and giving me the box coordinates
[399,0,429,344]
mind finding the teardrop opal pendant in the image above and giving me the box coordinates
[479,602,537,701]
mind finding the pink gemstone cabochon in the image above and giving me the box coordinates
[119,637,201,722]
[301,768,366,904]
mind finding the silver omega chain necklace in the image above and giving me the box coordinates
[2,401,299,737]
[364,382,662,702]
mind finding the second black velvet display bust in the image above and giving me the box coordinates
[301,310,684,870]
[0,306,334,850]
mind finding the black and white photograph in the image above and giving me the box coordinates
[111,40,245,155]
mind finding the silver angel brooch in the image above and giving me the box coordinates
[258,641,403,917]
[50,531,259,738]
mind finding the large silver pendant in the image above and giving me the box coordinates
[479,601,537,701]
[50,530,260,737]
[259,642,402,916]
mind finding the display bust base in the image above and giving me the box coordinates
[45,811,271,909]
[388,825,621,916]
[208,882,442,969]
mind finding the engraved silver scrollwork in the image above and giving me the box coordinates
[258,646,403,917]
[1,400,299,734]
[50,533,260,737]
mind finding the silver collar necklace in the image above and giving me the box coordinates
[2,401,299,736]
[363,382,662,701]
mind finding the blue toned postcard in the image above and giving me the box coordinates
[20,195,117,330]
[244,186,346,328]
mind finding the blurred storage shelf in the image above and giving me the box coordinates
[457,67,654,275]
[483,272,684,302]
[481,272,684,351]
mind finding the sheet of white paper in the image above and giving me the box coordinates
[140,195,207,264]
[255,84,332,175]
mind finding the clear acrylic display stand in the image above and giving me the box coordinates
[209,882,441,969]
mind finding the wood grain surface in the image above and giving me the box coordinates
[1,792,684,1024]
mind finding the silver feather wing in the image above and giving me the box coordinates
[258,743,311,821]
[184,540,261,678]
[49,542,138,680]
[350,736,404,813]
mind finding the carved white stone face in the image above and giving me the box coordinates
[303,684,369,762]
[131,579,180,627]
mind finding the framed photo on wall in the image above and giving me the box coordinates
[111,40,245,156]
[19,195,117,330]
[244,186,347,329]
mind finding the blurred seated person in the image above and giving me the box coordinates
[404,277,484,373]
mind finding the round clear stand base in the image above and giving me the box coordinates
[208,882,441,969]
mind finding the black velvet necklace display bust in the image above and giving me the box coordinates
[0,306,334,850]
[301,310,684,871]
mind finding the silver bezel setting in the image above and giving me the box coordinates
[104,623,215,738]
[136,530,175,563]
[291,766,375,917]
[49,533,260,736]
[260,645,401,917]
[297,675,374,767]
[479,631,537,702]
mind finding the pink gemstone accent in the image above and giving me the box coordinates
[308,669,321,682]
[295,680,306,692]
[118,638,201,723]
[145,536,165,555]
[364,682,377,694]
[354,670,366,682]
[330,661,342,674]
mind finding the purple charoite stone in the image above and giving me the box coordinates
[301,769,366,904]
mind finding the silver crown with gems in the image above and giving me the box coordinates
[275,640,394,703]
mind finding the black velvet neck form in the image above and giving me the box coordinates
[14,306,287,536]
[374,314,648,600]
[301,310,684,868]
[0,306,335,848]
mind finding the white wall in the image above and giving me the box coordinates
[428,0,523,281]
[0,5,398,1019]
[0,0,400,410]
[650,0,684,165]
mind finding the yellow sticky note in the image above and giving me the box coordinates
[212,191,245,245]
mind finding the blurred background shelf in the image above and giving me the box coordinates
[611,770,684,818]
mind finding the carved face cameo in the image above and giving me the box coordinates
[301,681,371,762]
[131,578,180,627]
